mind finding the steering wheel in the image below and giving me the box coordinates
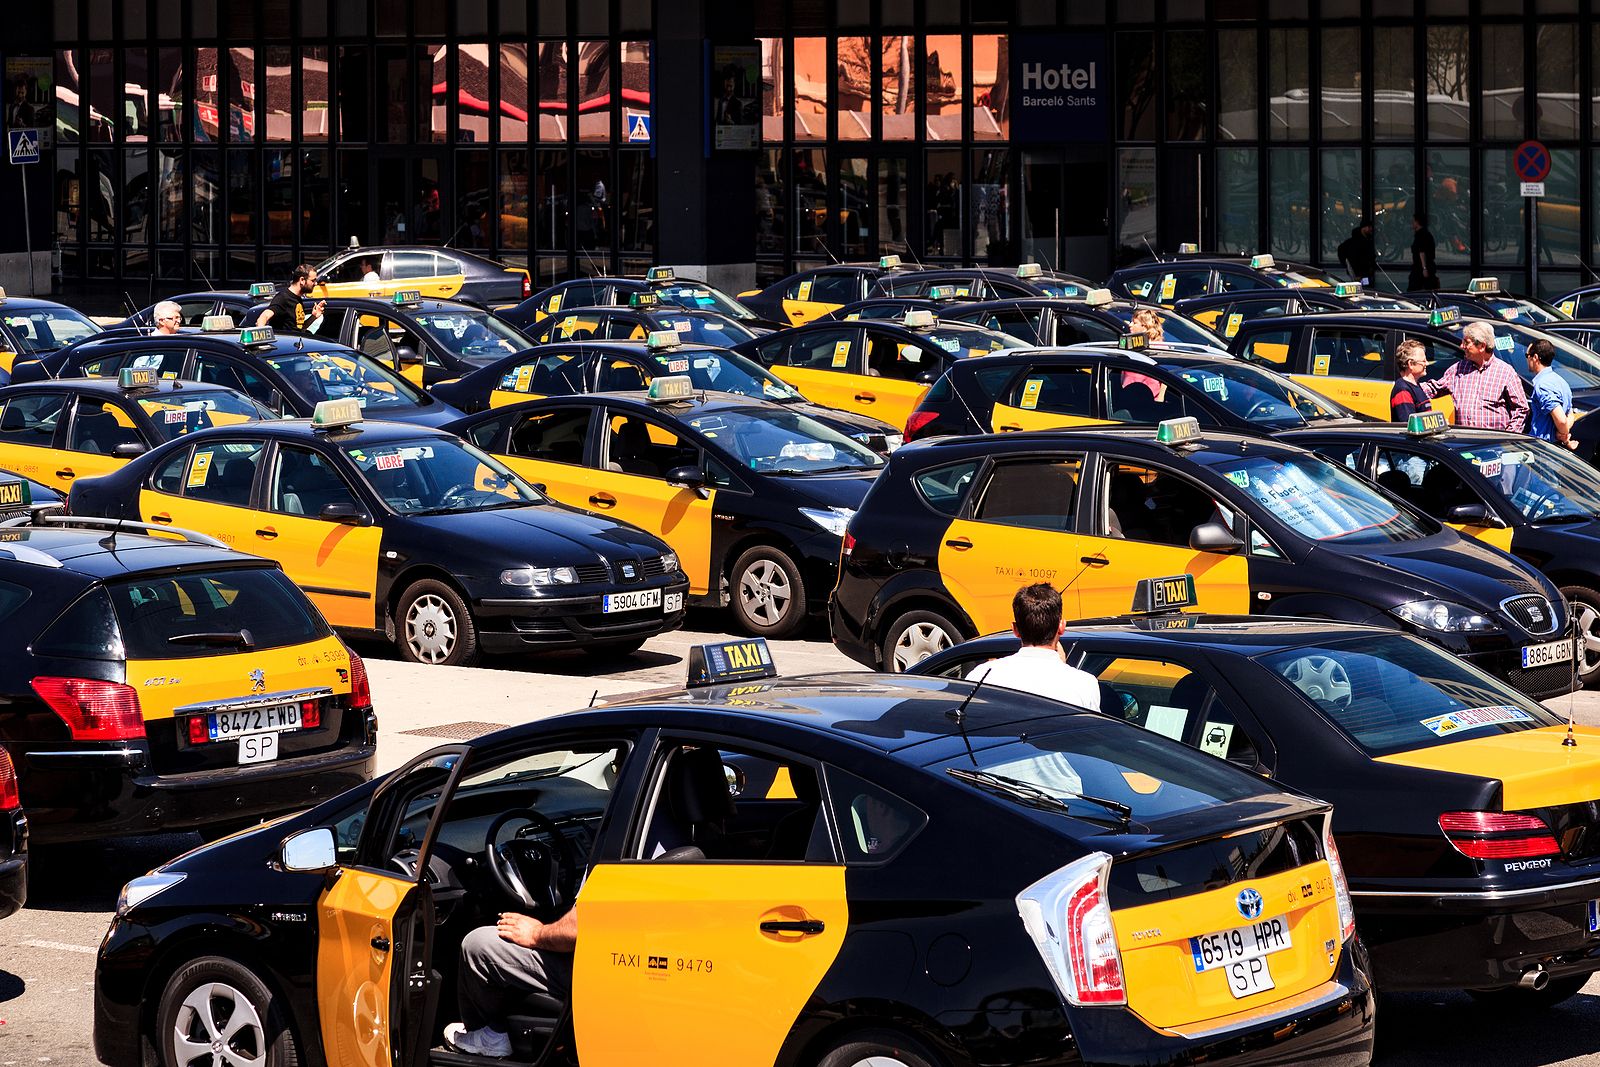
[484,808,580,916]
[1282,654,1353,709]
[437,482,476,509]
[1244,399,1282,421]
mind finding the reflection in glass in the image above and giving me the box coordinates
[575,148,608,254]
[620,42,650,149]
[1217,30,1257,141]
[1426,148,1470,264]
[1480,149,1520,267]
[157,149,183,243]
[1425,26,1469,140]
[1373,148,1415,275]
[838,156,870,256]
[337,47,369,141]
[88,150,116,241]
[536,42,568,143]
[302,47,329,141]
[192,149,220,245]
[793,38,827,140]
[264,149,293,244]
[157,49,185,142]
[413,157,442,243]
[1540,149,1579,267]
[457,149,491,247]
[1117,33,1155,140]
[227,48,255,141]
[1320,28,1360,141]
[924,35,962,141]
[264,47,292,142]
[1320,149,1361,262]
[756,149,784,255]
[88,48,115,142]
[423,44,451,144]
[925,149,960,257]
[760,38,785,144]
[792,148,827,256]
[1373,28,1414,139]
[1268,149,1309,259]
[1267,29,1308,140]
[880,37,912,140]
[499,148,529,248]
[1217,148,1258,254]
[500,43,530,142]
[378,47,409,143]
[337,148,367,246]
[837,38,871,139]
[124,48,151,141]
[576,41,610,143]
[1116,148,1156,261]
[301,150,330,248]
[1535,25,1577,140]
[123,149,149,251]
[1480,27,1524,141]
[56,151,81,244]
[973,148,1010,262]
[56,49,80,144]
[1166,30,1205,140]
[972,35,1007,140]
[458,44,491,145]
[619,151,653,253]
[877,157,908,253]
[535,148,569,250]
[228,149,256,245]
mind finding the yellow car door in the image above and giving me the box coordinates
[54,397,147,490]
[139,438,271,554]
[856,330,944,430]
[0,391,70,487]
[257,444,384,628]
[486,403,617,513]
[936,456,1087,633]
[1075,459,1251,618]
[780,273,854,326]
[990,364,1115,432]
[1297,325,1394,418]
[769,327,868,416]
[590,408,716,594]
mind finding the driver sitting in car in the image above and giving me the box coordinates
[445,907,576,1059]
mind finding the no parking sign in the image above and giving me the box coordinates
[1514,140,1550,197]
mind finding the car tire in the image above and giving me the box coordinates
[1562,585,1600,688]
[730,545,807,638]
[396,579,481,667]
[882,608,964,673]
[156,956,301,1067]
[1468,974,1590,1010]
[814,1028,942,1067]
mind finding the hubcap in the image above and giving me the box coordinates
[406,594,457,664]
[738,559,792,627]
[892,621,951,672]
[1577,601,1600,675]
[172,981,266,1067]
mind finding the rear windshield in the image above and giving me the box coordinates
[922,324,1028,357]
[653,283,758,321]
[3,308,101,354]
[106,566,331,659]
[1256,634,1563,756]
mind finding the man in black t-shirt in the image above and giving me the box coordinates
[1408,212,1438,292]
[256,263,325,333]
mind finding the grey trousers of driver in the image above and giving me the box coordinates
[458,926,575,1031]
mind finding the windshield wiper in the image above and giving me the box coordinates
[947,767,1132,826]
[168,629,256,649]
[1531,513,1595,525]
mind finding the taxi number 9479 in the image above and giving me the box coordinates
[1191,917,1292,999]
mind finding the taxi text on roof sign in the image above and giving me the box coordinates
[686,637,776,688]
[628,291,659,308]
[1016,262,1043,279]
[202,314,236,332]
[1085,288,1114,306]
[0,479,29,510]
[901,309,936,329]
[1334,281,1362,297]
[646,374,694,402]
[878,254,903,270]
[645,266,677,283]
[238,326,276,347]
[1468,277,1501,294]
[311,398,365,431]
[1250,253,1276,270]
[928,285,959,300]
[1155,416,1202,447]
[646,329,682,350]
[392,290,423,306]
[248,282,276,298]
[1131,573,1198,614]
[1430,307,1462,327]
[1178,242,1200,254]
[1407,411,1450,436]
[1119,332,1148,350]
[119,367,158,390]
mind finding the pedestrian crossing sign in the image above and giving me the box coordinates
[627,115,652,144]
[7,129,40,165]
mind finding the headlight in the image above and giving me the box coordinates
[1392,599,1496,632]
[116,872,185,916]
[799,506,855,537]
[499,566,577,587]
[660,551,679,574]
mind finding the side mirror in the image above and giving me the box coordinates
[397,345,423,366]
[1190,520,1246,554]
[531,482,548,494]
[666,465,707,489]
[1447,502,1496,525]
[320,502,370,525]
[280,826,337,873]
[113,441,147,458]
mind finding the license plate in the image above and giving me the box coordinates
[238,732,280,765]
[1191,916,1292,981]
[664,591,684,613]
[1522,638,1575,669]
[208,703,301,741]
[603,588,662,614]
[1223,955,1276,998]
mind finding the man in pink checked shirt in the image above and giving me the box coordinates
[1422,319,1529,432]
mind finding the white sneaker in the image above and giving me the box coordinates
[444,1022,512,1059]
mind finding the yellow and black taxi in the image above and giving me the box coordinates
[732,309,1027,428]
[522,293,762,348]
[868,262,1097,301]
[811,296,949,323]
[432,333,904,453]
[243,292,536,388]
[0,369,276,493]
[503,267,780,331]
[446,379,883,637]
[1107,254,1342,307]
[1173,284,1422,342]
[736,255,918,325]
[1229,309,1600,452]
[69,400,688,666]
[1555,282,1600,320]
[913,595,1600,1004]
[940,290,1230,350]
[903,341,1361,442]
[831,419,1573,698]
[311,245,533,308]
[1406,277,1570,326]
[94,664,1374,1067]
[1283,413,1600,686]
[0,290,103,383]
[12,324,465,427]
[0,507,376,843]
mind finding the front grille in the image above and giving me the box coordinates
[1502,594,1558,635]
[575,562,610,584]
[1503,660,1576,699]
[639,555,668,578]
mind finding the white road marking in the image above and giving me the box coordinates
[19,940,95,956]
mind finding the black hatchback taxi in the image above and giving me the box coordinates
[95,663,1374,1067]
[831,419,1574,695]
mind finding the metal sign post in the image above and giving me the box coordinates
[1514,141,1551,297]
[7,129,41,295]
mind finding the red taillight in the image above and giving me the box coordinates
[31,677,145,741]
[0,748,18,810]
[348,650,372,713]
[521,273,532,299]
[301,700,322,730]
[186,716,210,745]
[904,409,939,442]
[1323,816,1357,941]
[841,531,856,560]
[1063,872,1125,1003]
[1439,810,1560,859]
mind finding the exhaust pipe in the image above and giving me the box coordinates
[1519,965,1550,991]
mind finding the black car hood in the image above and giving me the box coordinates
[404,503,669,565]
[1310,531,1557,614]
[764,469,880,511]
[785,401,897,439]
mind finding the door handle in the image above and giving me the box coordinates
[998,424,1023,432]
[255,527,279,540]
[759,920,825,935]
[588,493,616,508]
[945,536,973,551]
[1080,555,1110,567]
[150,512,173,525]
[55,468,74,480]
[370,935,391,953]
[854,393,876,403]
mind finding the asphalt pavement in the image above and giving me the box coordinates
[5,614,1600,1065]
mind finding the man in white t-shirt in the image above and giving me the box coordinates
[968,582,1100,711]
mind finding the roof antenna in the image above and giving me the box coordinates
[579,245,604,279]
[947,670,989,767]
[814,235,841,265]
[1142,235,1165,264]
[1564,602,1579,747]
[193,256,216,293]
[588,689,601,708]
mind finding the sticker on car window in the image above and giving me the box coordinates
[1225,313,1244,338]
[831,340,851,367]
[373,452,407,471]
[796,280,813,301]
[547,293,563,313]
[1476,460,1503,478]
[1312,353,1331,375]
[1199,721,1234,756]
[1494,333,1515,351]
[187,451,213,488]
[515,365,535,392]
[1159,275,1177,302]
[667,359,689,373]
[1019,378,1044,410]
[1420,705,1533,737]
[557,316,578,338]
[1144,704,1188,741]
[1227,470,1250,488]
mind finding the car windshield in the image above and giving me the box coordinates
[652,283,758,321]
[683,407,883,474]
[1482,297,1563,324]
[1211,451,1433,544]
[1159,361,1350,427]
[1258,634,1562,757]
[1101,305,1223,348]
[4,307,101,354]
[643,349,800,401]
[343,437,542,514]
[1445,437,1600,523]
[263,350,429,413]
[1035,277,1088,298]
[411,311,530,360]
[642,314,758,347]
[919,324,1028,356]
[1487,323,1600,390]
[136,390,276,441]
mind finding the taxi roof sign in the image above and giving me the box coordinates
[1406,411,1450,436]
[1084,288,1115,306]
[1016,262,1043,279]
[1178,242,1200,254]
[878,255,903,270]
[311,398,364,431]
[119,367,158,390]
[1119,332,1149,350]
[927,285,959,300]
[0,478,31,512]
[645,329,682,350]
[391,290,423,306]
[646,374,694,402]
[628,291,660,308]
[1130,574,1198,615]
[1429,307,1462,327]
[1334,281,1363,297]
[1468,276,1501,294]
[901,309,936,329]
[201,314,236,332]
[1250,253,1276,270]
[1155,416,1203,447]
[645,266,677,283]
[237,326,276,347]
[248,282,276,298]
[687,637,776,688]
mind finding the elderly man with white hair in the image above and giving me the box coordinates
[150,300,183,335]
[1421,318,1529,431]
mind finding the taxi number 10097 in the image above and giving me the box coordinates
[1191,917,1292,999]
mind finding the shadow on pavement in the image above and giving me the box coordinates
[23,835,200,914]
[0,970,24,1004]
[1377,988,1600,1064]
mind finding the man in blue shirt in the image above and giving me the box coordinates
[1525,338,1575,448]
